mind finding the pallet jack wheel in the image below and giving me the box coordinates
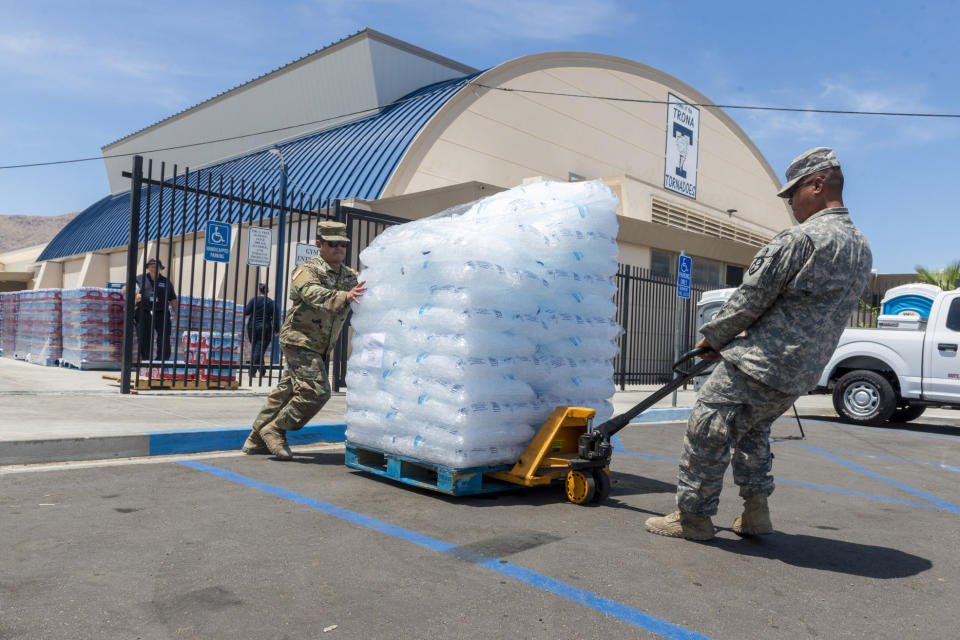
[565,469,596,504]
[592,468,611,503]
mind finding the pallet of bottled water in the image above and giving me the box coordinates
[345,180,621,468]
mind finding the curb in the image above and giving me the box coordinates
[2,407,696,467]
[1,422,347,466]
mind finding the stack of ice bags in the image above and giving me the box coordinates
[344,180,621,468]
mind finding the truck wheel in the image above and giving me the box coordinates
[833,370,897,425]
[890,403,926,423]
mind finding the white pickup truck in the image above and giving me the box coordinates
[815,286,960,424]
[695,284,960,425]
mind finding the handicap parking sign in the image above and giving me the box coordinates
[204,221,232,263]
[676,254,692,299]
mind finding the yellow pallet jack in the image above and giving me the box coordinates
[486,347,711,504]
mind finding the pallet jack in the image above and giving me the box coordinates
[345,348,713,503]
[486,347,712,504]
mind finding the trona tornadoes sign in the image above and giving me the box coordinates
[663,93,700,200]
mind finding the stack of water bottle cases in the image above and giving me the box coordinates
[345,180,622,469]
[139,297,244,383]
[14,289,63,366]
[61,288,125,369]
[0,291,20,358]
[0,289,248,382]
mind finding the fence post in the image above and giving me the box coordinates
[617,264,630,390]
[332,199,346,393]
[672,251,687,407]
[120,155,143,394]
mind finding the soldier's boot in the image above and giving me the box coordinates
[240,428,269,455]
[259,424,292,461]
[733,496,773,536]
[644,510,715,541]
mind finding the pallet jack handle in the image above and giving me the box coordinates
[596,346,713,440]
[577,347,713,463]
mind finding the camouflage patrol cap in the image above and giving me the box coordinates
[777,147,841,198]
[317,221,349,243]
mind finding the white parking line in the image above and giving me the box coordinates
[0,443,345,475]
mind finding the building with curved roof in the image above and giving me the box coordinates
[30,29,792,294]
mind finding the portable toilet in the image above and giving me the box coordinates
[696,288,736,334]
[693,288,735,389]
[880,283,941,318]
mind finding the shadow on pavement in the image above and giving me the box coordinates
[711,531,933,578]
[286,451,349,466]
[796,414,960,437]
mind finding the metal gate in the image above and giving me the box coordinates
[118,155,401,393]
[613,264,710,387]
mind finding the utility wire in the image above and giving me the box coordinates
[471,82,960,118]
[4,80,958,171]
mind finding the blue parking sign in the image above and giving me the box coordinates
[204,221,232,263]
[677,254,692,299]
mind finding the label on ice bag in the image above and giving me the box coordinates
[359,332,386,368]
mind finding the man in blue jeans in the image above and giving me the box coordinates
[244,283,279,379]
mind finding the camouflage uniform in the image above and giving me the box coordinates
[678,205,873,515]
[244,220,359,459]
[251,255,359,433]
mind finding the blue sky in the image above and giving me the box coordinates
[1,0,957,273]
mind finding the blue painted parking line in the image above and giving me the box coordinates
[779,443,960,473]
[610,436,959,515]
[799,445,960,513]
[179,461,715,640]
[148,422,346,455]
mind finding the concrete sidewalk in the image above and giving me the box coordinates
[2,356,956,466]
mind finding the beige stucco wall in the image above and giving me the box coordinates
[385,53,791,272]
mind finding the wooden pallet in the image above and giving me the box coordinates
[344,442,518,496]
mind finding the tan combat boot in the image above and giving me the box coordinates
[241,429,269,455]
[644,510,715,541]
[733,495,773,536]
[259,424,293,461]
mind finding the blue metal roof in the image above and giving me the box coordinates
[40,73,478,261]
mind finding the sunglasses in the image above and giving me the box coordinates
[325,241,348,248]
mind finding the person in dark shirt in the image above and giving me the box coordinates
[244,283,279,378]
[124,258,179,362]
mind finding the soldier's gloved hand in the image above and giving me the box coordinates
[347,280,367,305]
[695,336,721,362]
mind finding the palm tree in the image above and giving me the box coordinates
[915,260,960,290]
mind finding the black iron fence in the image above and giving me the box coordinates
[119,155,405,394]
[613,264,710,387]
[612,269,923,388]
[120,156,314,392]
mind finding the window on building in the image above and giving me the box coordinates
[725,265,744,287]
[692,257,723,288]
[651,250,673,279]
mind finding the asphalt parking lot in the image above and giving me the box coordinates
[3,415,957,640]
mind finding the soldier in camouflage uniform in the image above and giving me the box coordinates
[646,147,872,540]
[241,221,366,460]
